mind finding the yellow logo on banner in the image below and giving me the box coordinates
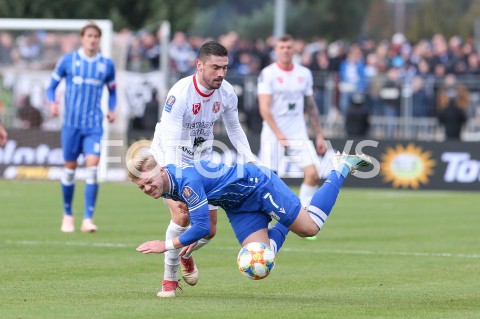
[381,144,436,189]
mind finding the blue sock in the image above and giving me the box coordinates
[307,170,346,229]
[268,222,289,254]
[61,184,75,215]
[84,183,98,219]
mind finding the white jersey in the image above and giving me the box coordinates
[257,62,313,137]
[257,62,315,172]
[152,74,255,165]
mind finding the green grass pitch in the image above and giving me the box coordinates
[1,180,479,319]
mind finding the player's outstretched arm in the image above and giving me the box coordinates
[136,240,167,254]
[136,237,182,254]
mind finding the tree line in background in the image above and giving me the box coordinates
[1,0,480,42]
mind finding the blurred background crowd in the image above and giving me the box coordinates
[2,27,478,141]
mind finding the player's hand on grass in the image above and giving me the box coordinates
[178,242,197,257]
[136,240,166,254]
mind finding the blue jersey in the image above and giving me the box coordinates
[46,49,117,128]
[163,161,301,245]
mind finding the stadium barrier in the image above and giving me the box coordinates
[0,129,126,181]
[2,129,479,191]
[210,133,480,191]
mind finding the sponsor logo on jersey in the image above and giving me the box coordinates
[97,62,106,73]
[182,186,200,205]
[165,95,176,112]
[298,76,304,83]
[183,121,214,129]
[277,76,283,84]
[193,136,206,147]
[192,103,201,115]
[212,101,221,113]
[72,76,102,86]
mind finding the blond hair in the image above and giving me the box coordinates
[127,154,159,180]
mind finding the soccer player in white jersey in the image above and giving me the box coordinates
[129,152,373,297]
[150,40,256,297]
[46,23,117,233]
[257,35,327,233]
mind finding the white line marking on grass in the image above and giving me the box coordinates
[3,240,480,259]
[3,240,134,248]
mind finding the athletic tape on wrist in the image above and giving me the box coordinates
[164,239,175,251]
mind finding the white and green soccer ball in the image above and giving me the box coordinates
[237,242,275,280]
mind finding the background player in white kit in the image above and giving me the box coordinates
[150,40,256,297]
[257,35,327,223]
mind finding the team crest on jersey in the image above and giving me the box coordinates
[298,76,304,83]
[97,62,106,73]
[165,95,176,112]
[277,76,283,84]
[182,186,199,205]
[192,103,201,115]
[212,101,221,113]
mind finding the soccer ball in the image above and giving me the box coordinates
[237,242,275,280]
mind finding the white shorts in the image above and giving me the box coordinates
[258,126,316,173]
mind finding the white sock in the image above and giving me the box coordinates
[269,238,278,255]
[299,183,318,207]
[163,262,179,282]
[164,220,189,281]
[182,238,211,259]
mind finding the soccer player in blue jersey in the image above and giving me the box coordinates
[46,23,117,233]
[128,152,372,296]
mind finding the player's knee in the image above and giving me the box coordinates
[205,224,216,239]
[85,166,98,184]
[298,224,320,237]
[170,211,190,227]
[61,168,76,185]
[305,170,320,185]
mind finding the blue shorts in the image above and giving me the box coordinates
[61,126,103,161]
[225,171,302,244]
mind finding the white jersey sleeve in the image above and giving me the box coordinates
[305,68,314,96]
[221,82,256,163]
[257,67,274,95]
[151,86,188,165]
[222,94,256,162]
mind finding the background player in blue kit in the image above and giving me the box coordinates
[46,23,117,233]
[128,152,372,295]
